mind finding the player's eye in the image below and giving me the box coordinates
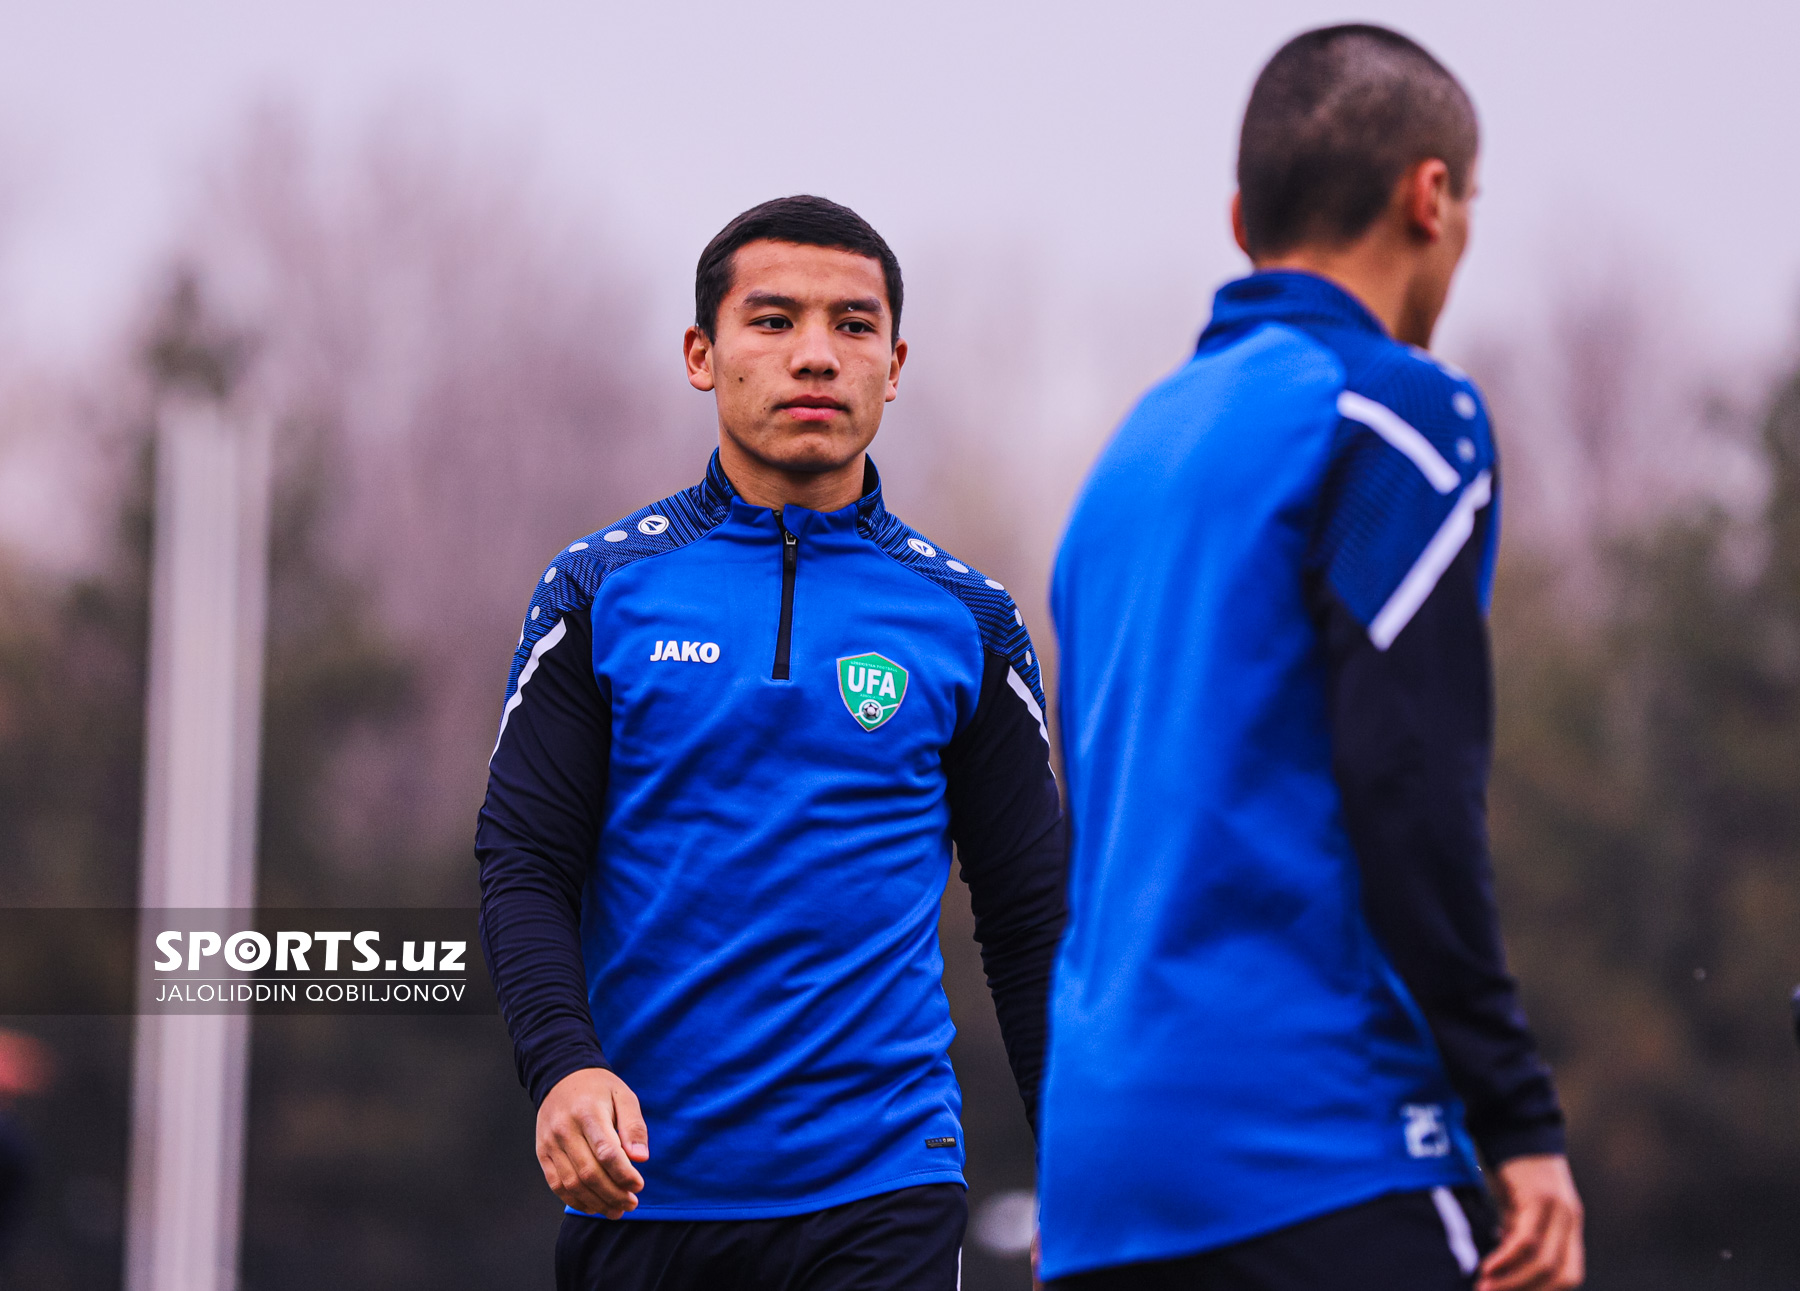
[751,315,793,330]
[840,318,875,334]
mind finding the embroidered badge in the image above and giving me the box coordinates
[837,653,908,731]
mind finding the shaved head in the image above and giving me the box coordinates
[1238,24,1478,258]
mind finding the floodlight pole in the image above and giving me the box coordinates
[124,391,271,1291]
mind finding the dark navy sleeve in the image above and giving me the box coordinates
[475,604,611,1107]
[1315,507,1566,1165]
[942,650,1068,1135]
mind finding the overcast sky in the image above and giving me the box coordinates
[2,0,1797,367]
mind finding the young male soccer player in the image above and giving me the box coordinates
[1040,26,1583,1291]
[475,195,1064,1290]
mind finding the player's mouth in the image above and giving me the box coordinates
[778,396,848,423]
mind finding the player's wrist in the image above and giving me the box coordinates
[531,1055,613,1109]
[1494,1152,1578,1192]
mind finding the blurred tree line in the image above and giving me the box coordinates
[1488,357,1800,1287]
[0,112,1797,1288]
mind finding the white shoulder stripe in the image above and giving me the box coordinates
[490,617,569,761]
[1369,471,1493,650]
[1006,666,1050,749]
[1337,390,1462,494]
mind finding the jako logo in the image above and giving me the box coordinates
[651,640,720,663]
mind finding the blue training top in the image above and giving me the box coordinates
[1039,272,1562,1277]
[476,452,1065,1220]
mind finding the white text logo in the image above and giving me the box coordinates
[1402,1104,1451,1158]
[651,640,720,663]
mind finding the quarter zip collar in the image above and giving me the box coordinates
[706,450,889,539]
[1196,270,1388,353]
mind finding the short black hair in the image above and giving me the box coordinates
[1237,24,1478,258]
[694,195,904,345]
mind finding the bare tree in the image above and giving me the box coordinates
[1467,260,1767,617]
[174,105,686,868]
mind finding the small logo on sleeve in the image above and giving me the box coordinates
[924,1136,956,1149]
[837,653,908,730]
[651,640,720,663]
[1402,1104,1451,1158]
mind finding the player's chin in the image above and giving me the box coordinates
[757,424,870,474]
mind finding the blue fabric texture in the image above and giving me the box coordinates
[1040,272,1503,1277]
[480,452,1056,1221]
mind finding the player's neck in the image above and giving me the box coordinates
[716,437,869,517]
[1254,236,1438,348]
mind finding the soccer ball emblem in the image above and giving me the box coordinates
[859,699,883,723]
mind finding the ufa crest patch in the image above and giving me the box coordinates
[837,653,908,731]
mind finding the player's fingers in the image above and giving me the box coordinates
[611,1082,651,1164]
[536,1139,567,1195]
[538,1139,605,1214]
[575,1108,645,1197]
[1479,1196,1550,1290]
[1534,1200,1587,1291]
[555,1119,636,1216]
[1516,1204,1574,1291]
[1557,1214,1586,1290]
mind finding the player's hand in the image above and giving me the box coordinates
[1478,1154,1584,1291]
[535,1067,650,1219]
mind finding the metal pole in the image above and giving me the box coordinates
[125,396,271,1291]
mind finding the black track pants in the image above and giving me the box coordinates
[556,1183,967,1291]
[1046,1187,1499,1291]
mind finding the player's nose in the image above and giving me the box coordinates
[788,318,838,378]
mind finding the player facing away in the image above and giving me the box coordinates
[475,195,1065,1291]
[1039,26,1583,1291]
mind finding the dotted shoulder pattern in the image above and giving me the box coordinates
[1333,339,1495,487]
[1310,328,1501,630]
[503,471,732,705]
[860,506,1047,713]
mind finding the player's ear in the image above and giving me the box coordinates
[684,325,716,392]
[1230,192,1251,258]
[1404,160,1452,244]
[885,337,907,403]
